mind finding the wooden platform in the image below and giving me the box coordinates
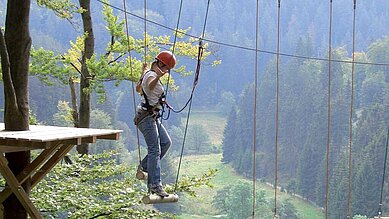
[0,123,122,218]
[0,123,121,153]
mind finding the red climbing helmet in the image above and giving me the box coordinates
[156,51,176,69]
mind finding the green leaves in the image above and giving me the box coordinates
[30,47,71,85]
[31,151,163,218]
[36,0,83,19]
[31,150,217,218]
[167,168,218,197]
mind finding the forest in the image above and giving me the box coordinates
[0,0,388,218]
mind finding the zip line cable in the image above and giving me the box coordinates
[174,0,211,193]
[378,126,389,217]
[252,0,259,218]
[325,1,333,218]
[159,0,184,121]
[164,0,210,115]
[346,1,357,218]
[274,0,281,217]
[96,0,389,67]
[122,0,142,164]
[162,0,184,110]
[143,0,147,64]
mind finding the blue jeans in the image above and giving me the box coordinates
[137,114,171,188]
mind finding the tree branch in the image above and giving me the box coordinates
[0,28,18,111]
[61,55,81,74]
[107,53,124,65]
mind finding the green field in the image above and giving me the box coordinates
[178,153,324,219]
[176,111,324,219]
[187,111,227,146]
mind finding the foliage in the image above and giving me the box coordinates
[185,124,213,154]
[31,0,219,106]
[29,109,38,125]
[217,91,236,116]
[213,181,270,219]
[167,168,218,197]
[31,150,216,218]
[36,0,83,19]
[221,106,238,163]
[220,37,389,218]
[278,199,299,219]
[52,101,74,127]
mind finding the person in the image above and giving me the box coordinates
[134,51,176,197]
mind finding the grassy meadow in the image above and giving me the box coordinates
[176,111,324,218]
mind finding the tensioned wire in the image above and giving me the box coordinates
[274,0,281,217]
[96,0,389,67]
[346,0,357,218]
[173,0,211,193]
[378,127,389,216]
[252,0,259,218]
[122,0,142,164]
[325,1,333,218]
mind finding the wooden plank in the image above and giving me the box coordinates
[96,132,120,140]
[0,124,121,143]
[0,144,74,204]
[31,144,74,188]
[0,204,3,219]
[0,129,110,142]
[0,143,62,203]
[61,136,96,145]
[0,139,46,151]
[0,145,35,153]
[0,154,43,219]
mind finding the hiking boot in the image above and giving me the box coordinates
[149,186,169,197]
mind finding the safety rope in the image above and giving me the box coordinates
[162,0,183,102]
[378,126,389,216]
[252,1,259,218]
[122,0,142,163]
[325,1,333,218]
[274,0,281,217]
[160,0,184,121]
[161,40,204,116]
[144,0,147,64]
[162,0,209,118]
[96,0,389,68]
[174,0,211,193]
[347,1,357,218]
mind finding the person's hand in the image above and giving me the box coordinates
[155,65,168,78]
[142,62,149,73]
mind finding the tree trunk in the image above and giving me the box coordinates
[77,0,94,155]
[69,77,79,128]
[0,0,31,218]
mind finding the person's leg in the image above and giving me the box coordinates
[137,116,161,188]
[140,119,171,171]
[156,119,172,159]
[140,155,148,172]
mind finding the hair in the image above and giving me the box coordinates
[150,60,157,67]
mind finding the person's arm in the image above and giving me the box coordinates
[147,66,166,90]
[136,63,150,93]
[147,74,162,90]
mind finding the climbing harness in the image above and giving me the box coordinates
[133,71,166,126]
